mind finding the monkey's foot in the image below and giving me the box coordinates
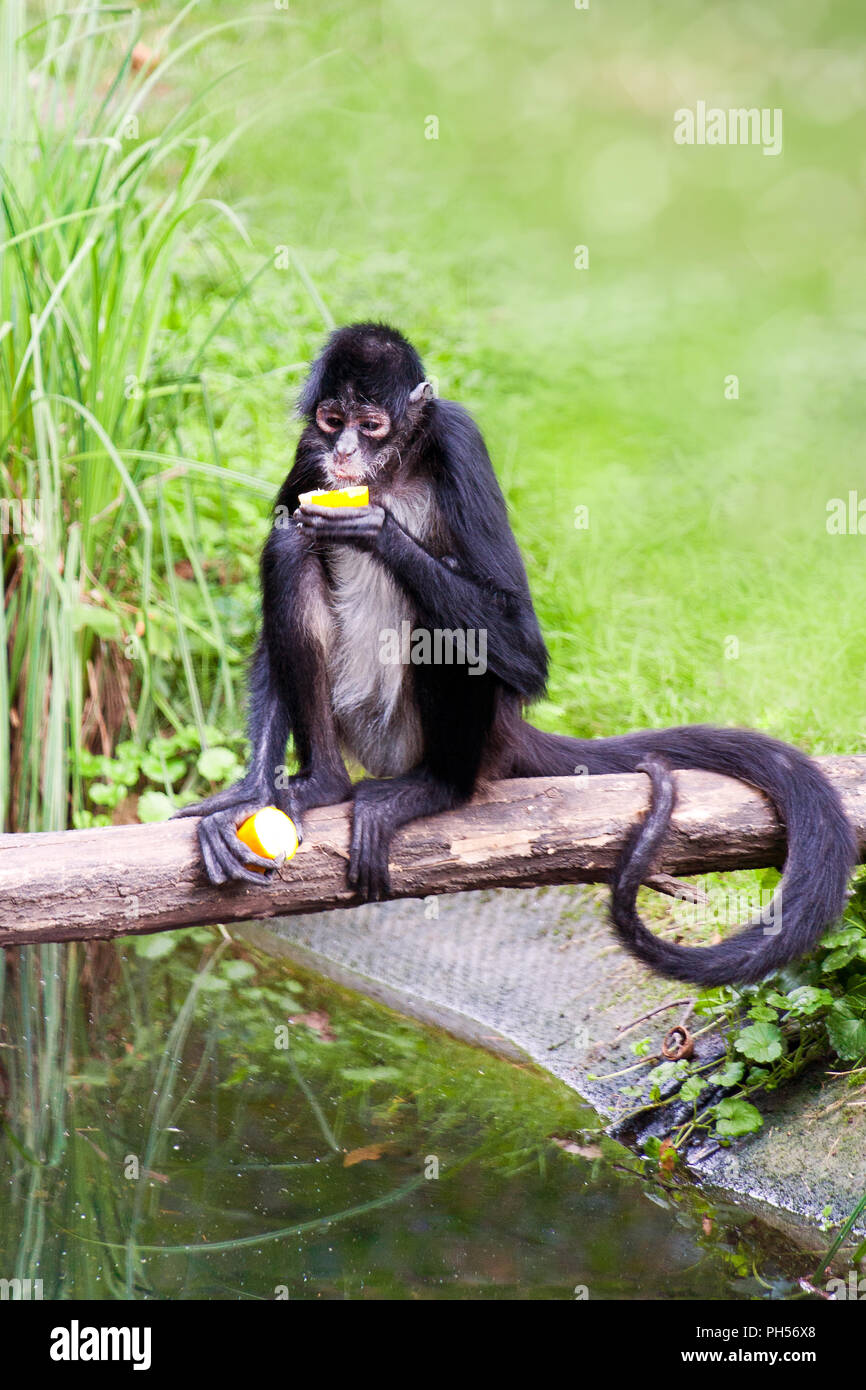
[347,800,392,902]
[174,778,292,881]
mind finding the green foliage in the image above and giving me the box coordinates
[646,1059,690,1102]
[196,745,243,785]
[132,931,179,960]
[0,1,318,834]
[708,1062,744,1088]
[714,1100,763,1139]
[137,791,176,823]
[619,872,866,1149]
[340,1066,404,1085]
[734,1023,785,1065]
[826,1009,866,1063]
[73,724,248,826]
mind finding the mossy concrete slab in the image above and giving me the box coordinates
[241,884,866,1236]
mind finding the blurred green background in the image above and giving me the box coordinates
[4,0,865,830]
[2,0,865,1304]
[156,0,866,752]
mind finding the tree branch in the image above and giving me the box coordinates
[1,757,864,948]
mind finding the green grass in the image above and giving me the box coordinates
[4,0,866,799]
[146,0,866,756]
[0,1,299,830]
[1,0,864,1294]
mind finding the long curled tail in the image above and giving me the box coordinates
[609,754,770,985]
[510,722,857,986]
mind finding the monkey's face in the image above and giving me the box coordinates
[314,398,393,487]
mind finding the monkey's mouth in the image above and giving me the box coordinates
[325,447,389,488]
[330,471,368,488]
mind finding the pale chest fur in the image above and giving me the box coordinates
[325,485,434,777]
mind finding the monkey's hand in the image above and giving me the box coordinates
[192,800,286,885]
[295,503,386,552]
[175,768,355,886]
[174,779,294,885]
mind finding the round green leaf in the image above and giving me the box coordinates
[734,1022,784,1063]
[827,1011,866,1061]
[197,746,242,783]
[137,790,176,823]
[714,1099,763,1137]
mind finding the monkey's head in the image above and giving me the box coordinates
[298,322,433,487]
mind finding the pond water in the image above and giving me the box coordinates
[0,930,819,1300]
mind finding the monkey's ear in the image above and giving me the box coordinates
[408,379,434,404]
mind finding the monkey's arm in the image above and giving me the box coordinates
[259,522,351,812]
[384,514,548,694]
[173,640,293,882]
[299,501,546,696]
[175,522,351,884]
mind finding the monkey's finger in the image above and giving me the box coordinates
[199,821,252,884]
[348,821,363,885]
[301,519,383,542]
[358,822,390,898]
[212,816,279,877]
[198,813,278,886]
[298,515,379,532]
[348,815,391,900]
[211,843,277,886]
[299,506,383,530]
[362,858,391,901]
[298,504,371,519]
[234,862,279,885]
[366,869,390,902]
[198,824,230,885]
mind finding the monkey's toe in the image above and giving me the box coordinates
[212,811,280,874]
[198,825,230,884]
[347,810,392,902]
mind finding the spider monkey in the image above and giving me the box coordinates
[176,322,856,986]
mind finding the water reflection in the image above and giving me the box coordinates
[0,931,816,1300]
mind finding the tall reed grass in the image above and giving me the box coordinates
[0,0,274,1286]
[0,0,270,837]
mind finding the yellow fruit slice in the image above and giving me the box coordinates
[236,807,299,865]
[298,485,370,508]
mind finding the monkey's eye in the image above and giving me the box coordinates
[316,408,342,433]
[359,417,389,438]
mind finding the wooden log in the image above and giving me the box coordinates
[1,756,864,948]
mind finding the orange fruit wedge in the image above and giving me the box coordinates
[298,485,369,508]
[236,807,299,866]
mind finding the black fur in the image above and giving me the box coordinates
[177,323,857,984]
[297,322,426,423]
